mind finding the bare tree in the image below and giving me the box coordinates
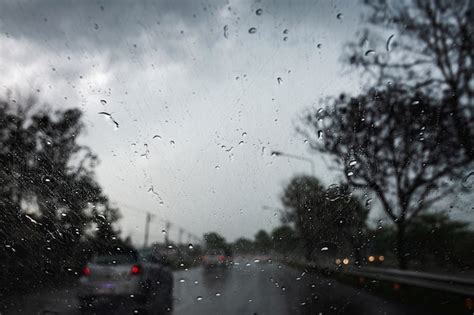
[346,0,473,158]
[299,85,470,268]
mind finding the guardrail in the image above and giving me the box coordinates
[343,266,474,297]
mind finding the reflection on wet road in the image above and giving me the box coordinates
[174,257,414,315]
[3,257,425,314]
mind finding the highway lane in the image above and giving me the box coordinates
[2,256,428,314]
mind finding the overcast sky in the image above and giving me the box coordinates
[1,0,470,246]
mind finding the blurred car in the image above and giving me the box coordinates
[202,250,228,268]
[78,247,173,313]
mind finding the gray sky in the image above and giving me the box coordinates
[3,0,469,245]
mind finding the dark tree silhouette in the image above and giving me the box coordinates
[346,0,473,158]
[203,232,227,250]
[271,225,298,255]
[281,176,368,261]
[254,230,272,254]
[0,95,121,291]
[299,86,470,268]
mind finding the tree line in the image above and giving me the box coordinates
[0,95,127,294]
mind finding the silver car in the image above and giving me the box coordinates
[78,249,173,314]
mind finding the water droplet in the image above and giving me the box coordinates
[321,247,328,251]
[462,171,474,189]
[347,171,354,177]
[215,165,220,169]
[277,77,283,84]
[179,278,185,283]
[349,160,357,166]
[196,296,203,301]
[386,34,395,51]
[153,135,161,140]
[223,25,229,39]
[94,23,99,30]
[412,100,420,105]
[283,29,289,34]
[215,292,221,297]
[317,43,322,49]
[44,178,51,182]
[248,27,257,34]
[239,140,244,145]
[170,140,175,145]
[100,99,107,106]
[318,130,323,139]
[256,8,263,15]
[304,139,308,144]
[336,13,343,19]
[188,243,194,249]
[242,132,247,137]
[194,280,199,284]
[162,229,167,235]
[365,198,373,207]
[365,50,375,56]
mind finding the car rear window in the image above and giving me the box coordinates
[94,254,137,265]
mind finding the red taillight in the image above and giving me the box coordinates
[82,266,91,276]
[131,264,140,275]
[218,255,225,262]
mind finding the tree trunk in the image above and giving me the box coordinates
[396,222,408,269]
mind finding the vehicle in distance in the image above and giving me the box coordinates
[202,249,228,268]
[78,247,173,314]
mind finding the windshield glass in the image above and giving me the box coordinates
[0,1,472,314]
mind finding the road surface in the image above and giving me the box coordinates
[1,256,427,314]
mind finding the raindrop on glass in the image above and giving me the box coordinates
[196,296,203,301]
[283,29,289,34]
[256,8,263,15]
[336,13,343,19]
[100,99,107,106]
[365,50,375,56]
[386,34,395,51]
[248,27,257,34]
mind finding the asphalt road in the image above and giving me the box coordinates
[2,257,427,315]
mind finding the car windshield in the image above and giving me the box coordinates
[0,1,473,314]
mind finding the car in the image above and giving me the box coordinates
[202,250,228,269]
[78,247,173,314]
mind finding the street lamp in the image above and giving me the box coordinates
[271,150,315,176]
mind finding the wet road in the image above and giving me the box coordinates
[2,257,424,314]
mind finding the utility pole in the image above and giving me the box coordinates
[143,212,153,248]
[178,227,184,245]
[164,221,171,247]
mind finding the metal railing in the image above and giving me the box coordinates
[343,266,474,297]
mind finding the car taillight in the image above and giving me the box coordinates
[82,266,91,276]
[218,255,225,262]
[131,264,140,275]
